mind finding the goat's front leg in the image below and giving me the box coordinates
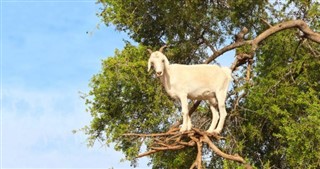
[180,97,191,132]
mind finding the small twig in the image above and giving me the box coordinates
[246,59,254,81]
[305,41,320,58]
[151,145,184,150]
[261,18,272,28]
[137,149,158,158]
[123,129,179,137]
[199,118,211,129]
[233,92,248,111]
[166,132,186,142]
[203,37,217,53]
[177,140,195,146]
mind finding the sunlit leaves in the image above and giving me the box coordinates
[84,43,175,161]
[235,29,320,168]
[86,0,320,168]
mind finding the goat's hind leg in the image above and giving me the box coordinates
[179,96,192,132]
[213,90,228,134]
[206,98,219,133]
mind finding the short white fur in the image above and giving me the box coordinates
[147,46,232,134]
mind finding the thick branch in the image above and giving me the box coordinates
[125,128,251,168]
[204,41,251,64]
[202,135,246,164]
[190,137,203,169]
[204,20,320,70]
[253,20,320,46]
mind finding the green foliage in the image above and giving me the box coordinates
[84,43,176,164]
[232,30,320,168]
[84,0,320,168]
[98,0,268,64]
[151,148,197,169]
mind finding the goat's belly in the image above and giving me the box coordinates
[187,90,215,100]
[167,91,180,100]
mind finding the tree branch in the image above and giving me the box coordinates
[190,137,203,169]
[203,20,320,71]
[202,134,245,164]
[124,128,252,168]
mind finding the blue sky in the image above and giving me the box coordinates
[1,0,149,168]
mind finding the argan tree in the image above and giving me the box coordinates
[83,0,320,168]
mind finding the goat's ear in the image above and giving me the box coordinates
[147,49,153,55]
[147,59,151,72]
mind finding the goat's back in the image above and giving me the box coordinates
[167,64,231,99]
[169,64,230,82]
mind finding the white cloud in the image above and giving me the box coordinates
[1,2,149,168]
[1,86,149,168]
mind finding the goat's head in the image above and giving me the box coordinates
[147,45,169,77]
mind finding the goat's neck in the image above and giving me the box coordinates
[160,65,171,93]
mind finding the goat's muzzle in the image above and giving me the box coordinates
[156,71,163,77]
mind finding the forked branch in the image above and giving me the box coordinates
[124,128,252,169]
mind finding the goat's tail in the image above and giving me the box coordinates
[222,67,233,81]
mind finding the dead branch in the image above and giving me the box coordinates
[202,135,245,163]
[124,128,252,169]
[261,18,273,28]
[190,137,203,169]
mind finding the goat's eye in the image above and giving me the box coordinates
[162,59,165,63]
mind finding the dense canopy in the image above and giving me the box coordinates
[83,0,320,168]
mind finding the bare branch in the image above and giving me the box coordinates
[202,134,246,164]
[190,137,203,169]
[124,128,251,168]
[205,20,320,70]
[253,20,320,45]
[151,145,184,150]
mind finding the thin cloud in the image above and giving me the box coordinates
[2,85,138,168]
[1,1,147,168]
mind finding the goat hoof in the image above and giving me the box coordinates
[206,129,220,134]
[180,128,187,133]
[212,129,221,134]
[187,126,192,131]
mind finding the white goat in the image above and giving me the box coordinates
[147,46,232,134]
